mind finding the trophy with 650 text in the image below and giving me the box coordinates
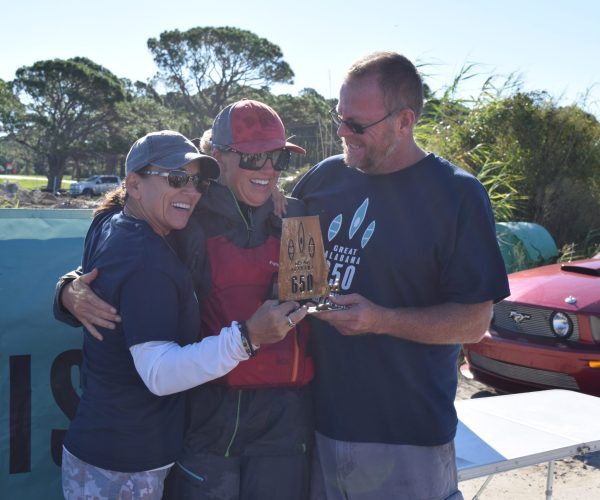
[278,216,346,313]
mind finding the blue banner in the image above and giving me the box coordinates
[0,208,92,499]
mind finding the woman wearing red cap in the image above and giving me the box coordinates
[163,100,313,500]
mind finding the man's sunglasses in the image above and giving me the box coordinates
[330,107,401,135]
[138,169,210,195]
[218,147,291,172]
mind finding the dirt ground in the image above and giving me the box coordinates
[456,376,600,499]
[0,184,100,209]
[4,185,600,498]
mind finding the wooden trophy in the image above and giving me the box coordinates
[278,216,329,301]
[278,216,347,313]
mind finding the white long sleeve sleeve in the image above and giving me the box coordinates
[129,322,249,396]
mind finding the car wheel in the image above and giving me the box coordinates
[82,188,93,196]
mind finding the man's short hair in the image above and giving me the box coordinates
[345,52,424,120]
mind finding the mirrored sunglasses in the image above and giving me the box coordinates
[138,169,210,194]
[219,147,291,171]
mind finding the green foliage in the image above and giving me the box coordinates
[108,78,191,169]
[147,26,294,127]
[279,163,313,194]
[558,228,600,262]
[262,89,339,167]
[458,93,600,247]
[5,58,127,188]
[0,79,25,133]
[417,64,600,250]
[417,66,526,224]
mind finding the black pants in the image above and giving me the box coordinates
[163,452,309,500]
[163,384,313,500]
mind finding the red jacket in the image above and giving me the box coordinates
[181,184,313,389]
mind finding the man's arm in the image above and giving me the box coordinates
[53,268,121,340]
[53,267,84,326]
[313,293,492,345]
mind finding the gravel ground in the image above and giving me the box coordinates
[0,184,100,209]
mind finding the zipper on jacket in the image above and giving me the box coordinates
[290,329,300,383]
[228,187,254,245]
[224,390,243,457]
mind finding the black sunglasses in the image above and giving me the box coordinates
[138,169,210,195]
[217,147,291,172]
[330,107,398,134]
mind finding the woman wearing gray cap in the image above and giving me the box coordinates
[59,130,306,499]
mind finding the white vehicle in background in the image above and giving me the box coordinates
[69,175,121,196]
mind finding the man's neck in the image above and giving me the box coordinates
[373,141,428,175]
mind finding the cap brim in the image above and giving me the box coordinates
[230,138,306,155]
[198,155,220,180]
[152,152,220,180]
[285,141,306,155]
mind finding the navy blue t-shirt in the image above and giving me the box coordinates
[293,154,510,446]
[64,211,200,472]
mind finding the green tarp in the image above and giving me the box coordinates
[495,221,558,273]
[0,208,92,499]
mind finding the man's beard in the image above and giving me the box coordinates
[342,131,398,175]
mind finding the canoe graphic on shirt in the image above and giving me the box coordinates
[361,221,376,248]
[328,214,342,241]
[349,198,369,239]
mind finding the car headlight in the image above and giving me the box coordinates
[550,311,573,339]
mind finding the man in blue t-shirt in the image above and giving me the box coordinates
[292,52,510,500]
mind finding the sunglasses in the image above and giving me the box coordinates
[138,169,210,195]
[218,147,291,172]
[330,107,399,135]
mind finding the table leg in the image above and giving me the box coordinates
[472,474,495,500]
[545,460,555,500]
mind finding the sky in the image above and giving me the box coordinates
[2,0,599,116]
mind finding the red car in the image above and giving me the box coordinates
[463,256,600,396]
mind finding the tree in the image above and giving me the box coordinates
[147,26,294,132]
[267,89,339,167]
[424,80,600,247]
[0,79,23,134]
[5,58,126,190]
[461,92,600,246]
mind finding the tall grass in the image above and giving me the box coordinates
[416,64,526,223]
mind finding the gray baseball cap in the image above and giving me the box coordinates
[126,130,220,179]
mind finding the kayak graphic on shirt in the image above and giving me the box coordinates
[361,221,376,248]
[325,198,376,291]
[349,198,368,239]
[328,214,342,241]
[327,198,375,249]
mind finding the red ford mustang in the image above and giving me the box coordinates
[463,256,600,396]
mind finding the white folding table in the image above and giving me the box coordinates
[455,389,600,499]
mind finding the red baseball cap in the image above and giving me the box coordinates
[211,99,305,155]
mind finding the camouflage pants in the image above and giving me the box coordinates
[62,447,171,500]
